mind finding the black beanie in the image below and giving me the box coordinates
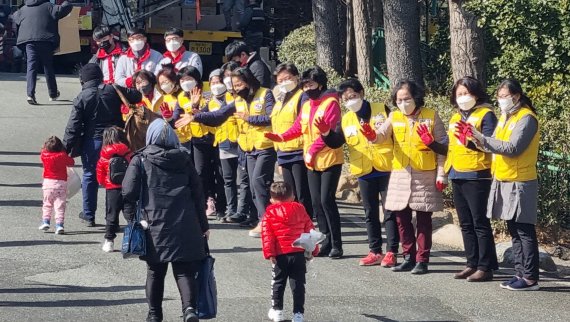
[80,63,103,83]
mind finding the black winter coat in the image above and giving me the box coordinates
[12,0,72,46]
[122,145,209,264]
[62,80,141,157]
[247,52,272,88]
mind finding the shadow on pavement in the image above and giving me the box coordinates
[0,283,144,294]
[0,183,41,188]
[0,298,148,307]
[361,314,400,322]
[0,240,99,248]
[0,200,42,207]
[0,151,40,156]
[210,246,261,254]
[0,161,43,167]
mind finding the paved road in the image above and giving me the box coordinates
[0,74,568,322]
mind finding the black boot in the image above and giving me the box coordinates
[328,248,343,259]
[146,309,163,322]
[392,257,416,272]
[183,307,199,322]
[411,262,429,275]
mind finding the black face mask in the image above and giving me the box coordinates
[137,84,153,95]
[305,88,321,100]
[236,88,249,99]
[99,40,112,51]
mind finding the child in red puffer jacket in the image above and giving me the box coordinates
[261,182,318,322]
[96,126,134,253]
[39,136,75,235]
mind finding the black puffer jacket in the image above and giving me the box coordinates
[12,0,72,46]
[247,51,271,88]
[122,145,209,263]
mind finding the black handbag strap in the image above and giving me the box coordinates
[135,156,146,222]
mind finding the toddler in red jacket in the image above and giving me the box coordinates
[261,182,318,322]
[39,136,75,234]
[96,126,134,253]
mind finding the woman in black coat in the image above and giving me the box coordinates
[122,119,209,322]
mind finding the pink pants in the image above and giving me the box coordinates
[42,179,67,224]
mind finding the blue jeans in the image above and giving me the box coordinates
[81,138,102,221]
[25,41,58,98]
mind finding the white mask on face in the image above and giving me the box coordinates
[498,96,515,113]
[211,83,227,96]
[223,77,233,91]
[166,40,182,52]
[456,95,476,111]
[129,40,145,52]
[397,99,416,115]
[161,83,175,94]
[278,80,297,94]
[180,80,197,93]
[345,98,363,113]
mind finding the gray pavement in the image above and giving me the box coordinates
[0,73,568,322]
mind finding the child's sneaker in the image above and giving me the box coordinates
[359,252,383,266]
[249,223,262,238]
[102,239,114,253]
[55,224,64,235]
[38,220,50,231]
[380,251,397,268]
[206,197,217,217]
[267,308,285,322]
[293,312,304,322]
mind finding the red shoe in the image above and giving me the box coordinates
[359,252,383,266]
[380,252,397,268]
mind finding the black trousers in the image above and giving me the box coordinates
[146,261,201,316]
[104,188,135,240]
[25,41,58,98]
[307,164,342,251]
[507,220,540,280]
[452,179,498,271]
[281,160,313,219]
[213,152,227,214]
[237,162,257,219]
[358,175,398,254]
[246,149,276,219]
[220,157,238,215]
[272,252,306,314]
[193,143,217,201]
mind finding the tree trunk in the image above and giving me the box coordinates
[353,0,373,85]
[383,0,423,87]
[312,0,343,74]
[448,0,486,86]
[345,0,357,77]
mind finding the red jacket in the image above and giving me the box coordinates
[96,143,132,189]
[261,201,318,259]
[41,150,75,180]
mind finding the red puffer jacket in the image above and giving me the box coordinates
[96,143,132,189]
[41,149,75,180]
[261,201,318,259]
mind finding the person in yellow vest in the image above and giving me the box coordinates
[270,63,313,220]
[416,76,499,282]
[154,64,182,128]
[265,66,344,259]
[176,67,276,238]
[132,69,163,113]
[172,66,226,219]
[458,79,540,291]
[370,80,447,274]
[316,79,400,267]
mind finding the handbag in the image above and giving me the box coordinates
[121,157,147,258]
[197,239,217,319]
[66,167,81,200]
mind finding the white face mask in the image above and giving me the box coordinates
[166,40,182,53]
[160,83,175,94]
[211,83,227,96]
[498,96,515,113]
[223,77,233,91]
[345,98,363,113]
[278,80,297,94]
[456,95,476,111]
[180,80,197,93]
[129,40,145,52]
[397,99,416,115]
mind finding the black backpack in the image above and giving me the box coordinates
[109,154,129,185]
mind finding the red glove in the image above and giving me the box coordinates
[314,117,330,134]
[360,122,377,141]
[120,104,130,115]
[416,123,434,145]
[436,177,448,192]
[159,102,173,121]
[264,132,284,142]
[454,120,472,145]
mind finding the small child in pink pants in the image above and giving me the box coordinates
[39,136,74,234]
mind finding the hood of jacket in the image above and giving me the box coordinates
[25,0,47,7]
[142,145,191,170]
[41,149,67,161]
[100,143,130,159]
[266,202,304,225]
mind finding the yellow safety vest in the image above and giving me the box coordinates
[444,106,493,173]
[270,89,304,152]
[143,94,164,114]
[209,92,238,146]
[234,88,274,152]
[342,102,393,177]
[176,92,214,143]
[492,107,540,182]
[300,97,344,171]
[392,108,437,171]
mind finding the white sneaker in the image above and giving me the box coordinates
[293,312,304,322]
[102,239,114,253]
[38,222,50,231]
[206,197,217,217]
[267,308,285,322]
[55,225,65,235]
